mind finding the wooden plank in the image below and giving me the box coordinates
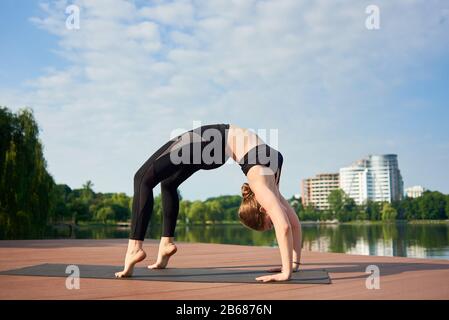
[0,239,448,299]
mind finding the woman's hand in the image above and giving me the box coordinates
[256,272,291,282]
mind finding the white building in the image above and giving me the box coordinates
[405,185,426,198]
[339,166,368,205]
[339,154,404,205]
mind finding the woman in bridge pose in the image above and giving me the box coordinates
[115,123,302,282]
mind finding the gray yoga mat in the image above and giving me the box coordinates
[0,263,331,284]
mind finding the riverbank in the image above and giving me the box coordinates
[65,219,449,228]
[407,219,449,224]
[341,219,449,225]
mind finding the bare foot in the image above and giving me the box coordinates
[115,249,146,278]
[148,243,177,269]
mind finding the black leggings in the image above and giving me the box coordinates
[130,123,229,240]
[130,138,200,240]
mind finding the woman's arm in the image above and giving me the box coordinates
[268,196,302,273]
[280,195,302,268]
[248,179,293,282]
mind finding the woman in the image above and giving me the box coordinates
[115,123,302,282]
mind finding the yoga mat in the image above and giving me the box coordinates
[0,263,331,284]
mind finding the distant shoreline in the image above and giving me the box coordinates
[52,219,449,228]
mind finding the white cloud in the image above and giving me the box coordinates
[139,0,194,27]
[2,0,449,197]
[127,21,161,52]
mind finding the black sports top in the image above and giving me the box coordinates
[238,143,284,182]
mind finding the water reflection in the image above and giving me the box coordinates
[1,222,448,260]
[301,223,449,259]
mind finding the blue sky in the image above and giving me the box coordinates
[1,0,448,200]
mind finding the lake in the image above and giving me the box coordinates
[4,221,449,260]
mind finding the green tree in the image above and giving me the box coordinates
[68,199,89,224]
[381,202,397,221]
[299,205,320,221]
[395,197,418,220]
[51,184,72,223]
[109,192,131,221]
[355,204,367,221]
[81,180,94,203]
[417,191,447,220]
[342,196,357,222]
[365,200,382,221]
[205,200,224,223]
[327,189,359,222]
[328,189,345,220]
[109,204,130,221]
[0,107,55,236]
[188,201,207,224]
[96,206,115,223]
[179,200,192,224]
[446,195,449,220]
[289,196,303,215]
[152,195,163,224]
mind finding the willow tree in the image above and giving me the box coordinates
[0,106,55,237]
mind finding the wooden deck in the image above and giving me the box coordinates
[0,239,448,300]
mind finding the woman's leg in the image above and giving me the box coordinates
[149,165,199,269]
[114,239,147,278]
[129,138,178,241]
[115,139,179,278]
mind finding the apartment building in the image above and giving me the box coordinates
[301,173,340,210]
[339,154,404,205]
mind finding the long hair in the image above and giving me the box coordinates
[238,183,267,231]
